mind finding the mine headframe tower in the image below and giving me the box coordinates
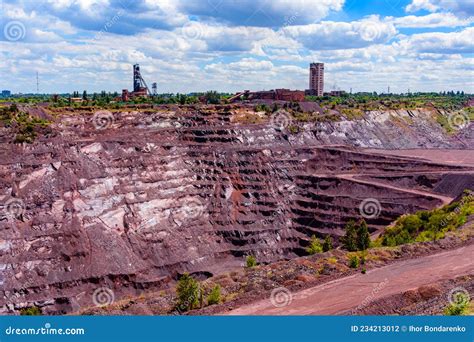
[133,64,151,95]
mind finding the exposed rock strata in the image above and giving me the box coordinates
[0,104,472,314]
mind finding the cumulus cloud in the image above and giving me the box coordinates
[2,0,345,36]
[406,0,474,16]
[176,23,273,52]
[282,16,397,50]
[205,58,273,73]
[178,0,345,27]
[396,27,474,54]
[1,0,187,35]
[390,12,473,28]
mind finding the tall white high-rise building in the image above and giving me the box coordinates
[309,63,324,96]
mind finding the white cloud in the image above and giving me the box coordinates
[406,0,474,16]
[406,0,440,13]
[395,27,474,54]
[282,16,397,50]
[390,12,473,28]
[178,0,345,27]
[0,0,472,94]
[205,58,274,73]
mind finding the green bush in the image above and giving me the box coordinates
[288,125,300,134]
[207,284,221,305]
[322,235,333,252]
[348,255,360,268]
[306,235,323,255]
[246,255,257,268]
[20,306,41,315]
[175,273,200,312]
[381,191,474,247]
[254,104,270,113]
[444,292,470,316]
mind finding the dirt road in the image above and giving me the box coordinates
[364,149,474,167]
[226,243,474,315]
[337,173,454,205]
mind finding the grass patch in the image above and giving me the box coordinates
[234,112,265,124]
[20,306,42,315]
[1,104,51,143]
[341,108,364,120]
[436,113,454,134]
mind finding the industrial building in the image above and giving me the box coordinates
[229,89,305,102]
[121,64,152,101]
[230,63,327,103]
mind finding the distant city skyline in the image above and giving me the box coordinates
[1,0,473,94]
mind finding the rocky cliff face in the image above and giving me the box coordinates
[0,104,472,314]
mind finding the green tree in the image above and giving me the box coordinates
[306,235,323,255]
[178,94,187,105]
[205,91,220,104]
[246,255,257,268]
[356,220,371,250]
[207,284,221,305]
[82,90,87,100]
[322,235,333,252]
[175,273,200,312]
[342,220,358,251]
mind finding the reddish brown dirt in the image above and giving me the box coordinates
[337,173,454,205]
[365,149,474,167]
[225,243,474,315]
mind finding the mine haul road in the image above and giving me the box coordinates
[226,243,474,315]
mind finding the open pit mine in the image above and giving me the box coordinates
[0,103,473,314]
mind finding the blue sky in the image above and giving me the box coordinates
[0,0,473,94]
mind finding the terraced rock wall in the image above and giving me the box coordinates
[0,104,472,314]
